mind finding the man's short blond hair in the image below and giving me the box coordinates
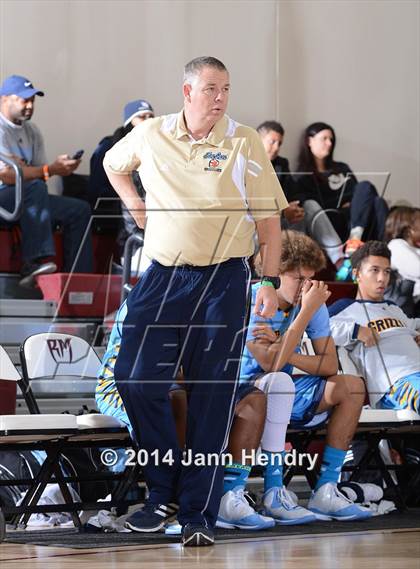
[183,56,228,86]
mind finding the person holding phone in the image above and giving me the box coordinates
[0,75,93,285]
[71,149,84,160]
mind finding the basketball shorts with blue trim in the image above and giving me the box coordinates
[291,374,327,427]
[378,372,420,414]
[96,379,184,433]
[96,340,132,430]
[238,373,327,427]
[96,381,132,430]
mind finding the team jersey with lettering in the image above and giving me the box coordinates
[329,299,420,406]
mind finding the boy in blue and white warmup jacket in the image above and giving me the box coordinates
[329,241,420,413]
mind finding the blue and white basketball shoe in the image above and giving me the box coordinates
[263,486,318,525]
[216,487,275,530]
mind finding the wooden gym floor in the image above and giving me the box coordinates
[1,528,420,569]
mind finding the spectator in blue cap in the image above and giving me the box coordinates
[0,75,45,99]
[88,99,154,253]
[123,99,154,127]
[0,75,93,286]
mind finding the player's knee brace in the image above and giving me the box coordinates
[257,372,295,424]
[258,372,295,452]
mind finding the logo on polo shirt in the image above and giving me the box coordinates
[203,151,228,172]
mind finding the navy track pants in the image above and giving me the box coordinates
[114,257,250,528]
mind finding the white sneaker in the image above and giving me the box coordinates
[263,486,317,525]
[216,487,275,530]
[308,482,372,521]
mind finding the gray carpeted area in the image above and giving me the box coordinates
[4,510,420,549]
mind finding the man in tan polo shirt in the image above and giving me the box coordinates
[103,56,288,546]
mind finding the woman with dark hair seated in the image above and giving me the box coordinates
[294,122,388,280]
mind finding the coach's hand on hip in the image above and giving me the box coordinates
[254,285,278,318]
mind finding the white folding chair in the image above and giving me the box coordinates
[20,332,129,431]
[0,344,80,535]
[0,343,78,439]
[20,332,134,485]
[0,345,21,382]
[0,338,133,539]
[20,332,100,413]
[0,345,20,415]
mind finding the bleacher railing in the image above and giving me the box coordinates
[121,232,144,303]
[0,153,23,222]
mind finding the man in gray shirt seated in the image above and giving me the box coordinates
[0,75,93,286]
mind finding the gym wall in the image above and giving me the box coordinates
[0,0,418,204]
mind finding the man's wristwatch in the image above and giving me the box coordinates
[260,276,280,289]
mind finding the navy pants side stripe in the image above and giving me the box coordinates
[114,257,250,528]
[196,257,251,527]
